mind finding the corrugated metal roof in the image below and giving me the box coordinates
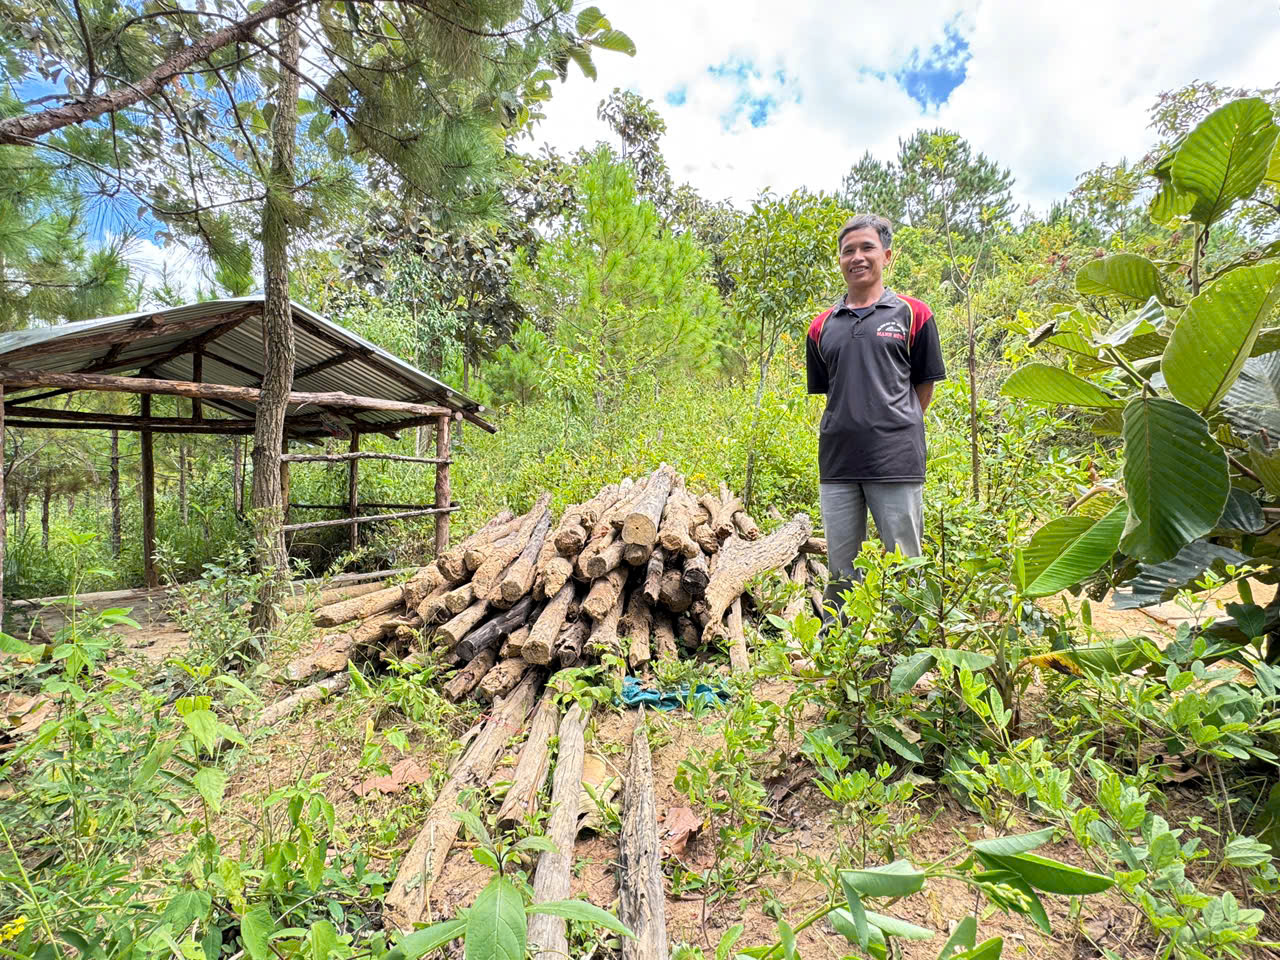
[0,297,495,433]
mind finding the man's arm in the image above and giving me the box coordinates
[914,380,936,414]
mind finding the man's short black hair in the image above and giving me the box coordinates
[838,214,893,251]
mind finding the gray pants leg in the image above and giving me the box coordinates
[820,481,924,610]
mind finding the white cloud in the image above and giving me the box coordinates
[532,0,1280,214]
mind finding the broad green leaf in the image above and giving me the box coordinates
[937,915,977,960]
[526,900,634,937]
[931,649,997,671]
[982,853,1114,895]
[1172,98,1279,225]
[1223,352,1280,440]
[841,861,926,898]
[133,741,175,790]
[953,937,1005,960]
[1045,331,1096,358]
[182,709,220,753]
[972,828,1055,856]
[1022,503,1127,598]
[890,652,936,693]
[1121,397,1230,563]
[1001,363,1122,408]
[1020,637,1155,677]
[194,767,228,814]
[465,876,524,960]
[715,924,744,960]
[592,29,636,55]
[575,5,607,33]
[1164,262,1280,412]
[1076,255,1166,303]
[240,907,274,960]
[865,911,935,941]
[308,920,339,960]
[778,919,796,960]
[0,632,42,658]
[870,725,923,763]
[840,874,871,949]
[383,918,466,960]
[1018,516,1094,589]
[164,890,212,932]
[1267,139,1280,183]
[1251,327,1280,356]
[1249,436,1280,497]
[566,46,597,80]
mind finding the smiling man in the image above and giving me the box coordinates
[806,214,946,610]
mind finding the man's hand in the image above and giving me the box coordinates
[914,381,936,414]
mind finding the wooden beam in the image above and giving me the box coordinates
[0,369,456,417]
[280,505,456,533]
[1,384,5,623]
[5,418,254,435]
[191,349,203,420]
[134,311,255,377]
[0,309,255,365]
[296,349,362,380]
[348,431,359,552]
[140,394,157,589]
[435,414,451,554]
[3,405,331,431]
[288,502,433,511]
[279,451,450,464]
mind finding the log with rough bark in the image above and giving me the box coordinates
[806,555,830,581]
[555,619,590,667]
[437,511,517,582]
[658,488,700,559]
[478,657,530,703]
[604,473,652,533]
[623,542,653,567]
[726,597,748,673]
[676,614,699,649]
[443,647,496,702]
[582,566,628,621]
[353,611,400,646]
[800,536,828,555]
[417,587,453,624]
[622,591,653,670]
[497,509,552,604]
[527,703,590,960]
[781,557,811,621]
[313,583,403,626]
[402,567,445,609]
[680,551,710,598]
[285,632,353,680]
[653,613,677,661]
[531,536,559,600]
[589,476,641,541]
[553,483,621,556]
[454,596,538,661]
[495,691,559,831]
[658,569,692,614]
[588,585,625,665]
[689,598,710,629]
[466,526,518,572]
[732,510,761,541]
[702,514,812,643]
[581,538,624,579]
[437,598,490,648]
[384,673,539,930]
[621,463,676,547]
[641,546,666,605]
[505,624,530,657]
[692,521,719,555]
[619,716,668,960]
[473,496,551,597]
[443,582,475,615]
[523,582,575,665]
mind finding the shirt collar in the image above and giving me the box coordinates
[832,288,899,315]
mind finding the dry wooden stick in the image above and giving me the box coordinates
[702,513,812,643]
[443,648,496,702]
[313,583,402,627]
[582,566,628,620]
[619,715,668,960]
[496,691,560,831]
[496,509,552,604]
[622,591,653,671]
[621,463,676,548]
[437,511,517,583]
[437,598,490,648]
[523,582,576,665]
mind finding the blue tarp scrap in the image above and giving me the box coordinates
[618,675,731,711]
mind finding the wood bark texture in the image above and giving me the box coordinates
[621,463,676,547]
[702,514,812,643]
[495,692,559,830]
[523,582,575,665]
[619,716,668,960]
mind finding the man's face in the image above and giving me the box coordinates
[838,227,893,290]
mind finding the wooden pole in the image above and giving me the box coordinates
[109,429,121,557]
[1,384,5,625]
[191,348,203,420]
[140,394,158,588]
[232,436,243,517]
[434,414,451,555]
[280,436,290,529]
[347,431,359,552]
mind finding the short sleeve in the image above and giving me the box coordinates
[910,313,946,385]
[806,330,828,394]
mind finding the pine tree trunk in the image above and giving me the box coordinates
[250,12,301,637]
[110,430,121,557]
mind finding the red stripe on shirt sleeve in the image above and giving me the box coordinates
[900,295,933,343]
[808,309,832,344]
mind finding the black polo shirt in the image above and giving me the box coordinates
[806,289,946,482]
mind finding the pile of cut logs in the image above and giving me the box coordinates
[286,465,826,699]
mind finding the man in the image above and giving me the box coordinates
[806,214,946,610]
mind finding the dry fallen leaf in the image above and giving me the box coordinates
[354,758,431,797]
[662,805,703,858]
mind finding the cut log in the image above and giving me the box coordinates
[478,657,531,703]
[692,521,719,555]
[454,596,538,661]
[553,483,621,556]
[581,537,624,579]
[604,473,652,533]
[443,648,497,702]
[619,716,668,960]
[702,514,812,643]
[437,598,490,647]
[641,546,666,606]
[658,569,692,614]
[527,703,590,960]
[505,624,530,657]
[286,579,388,614]
[498,510,552,604]
[781,557,811,621]
[590,475,641,541]
[622,591,653,670]
[243,673,350,746]
[437,511,517,582]
[680,551,710,598]
[675,614,699,649]
[806,555,830,581]
[653,613,677,661]
[732,510,761,541]
[443,582,475,615]
[621,463,676,547]
[555,619,590,667]
[541,556,574,598]
[726,597,748,673]
[531,535,558,599]
[588,585,625,666]
[473,495,551,596]
[384,673,539,930]
[314,583,403,627]
[657,488,700,559]
[624,542,653,567]
[582,566,628,621]
[495,691,559,831]
[417,586,453,624]
[523,582,575,665]
[800,536,828,555]
[285,632,353,681]
[403,570,445,611]
[689,598,710,629]
[353,611,400,646]
[810,587,826,620]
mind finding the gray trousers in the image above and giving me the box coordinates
[819,481,923,608]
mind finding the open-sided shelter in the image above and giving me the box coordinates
[0,296,494,615]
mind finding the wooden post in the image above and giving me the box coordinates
[191,349,203,420]
[140,394,158,588]
[280,437,291,528]
[1,384,5,625]
[109,429,121,557]
[232,436,243,518]
[434,414,451,555]
[347,430,359,552]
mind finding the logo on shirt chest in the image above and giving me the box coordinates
[875,319,907,342]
